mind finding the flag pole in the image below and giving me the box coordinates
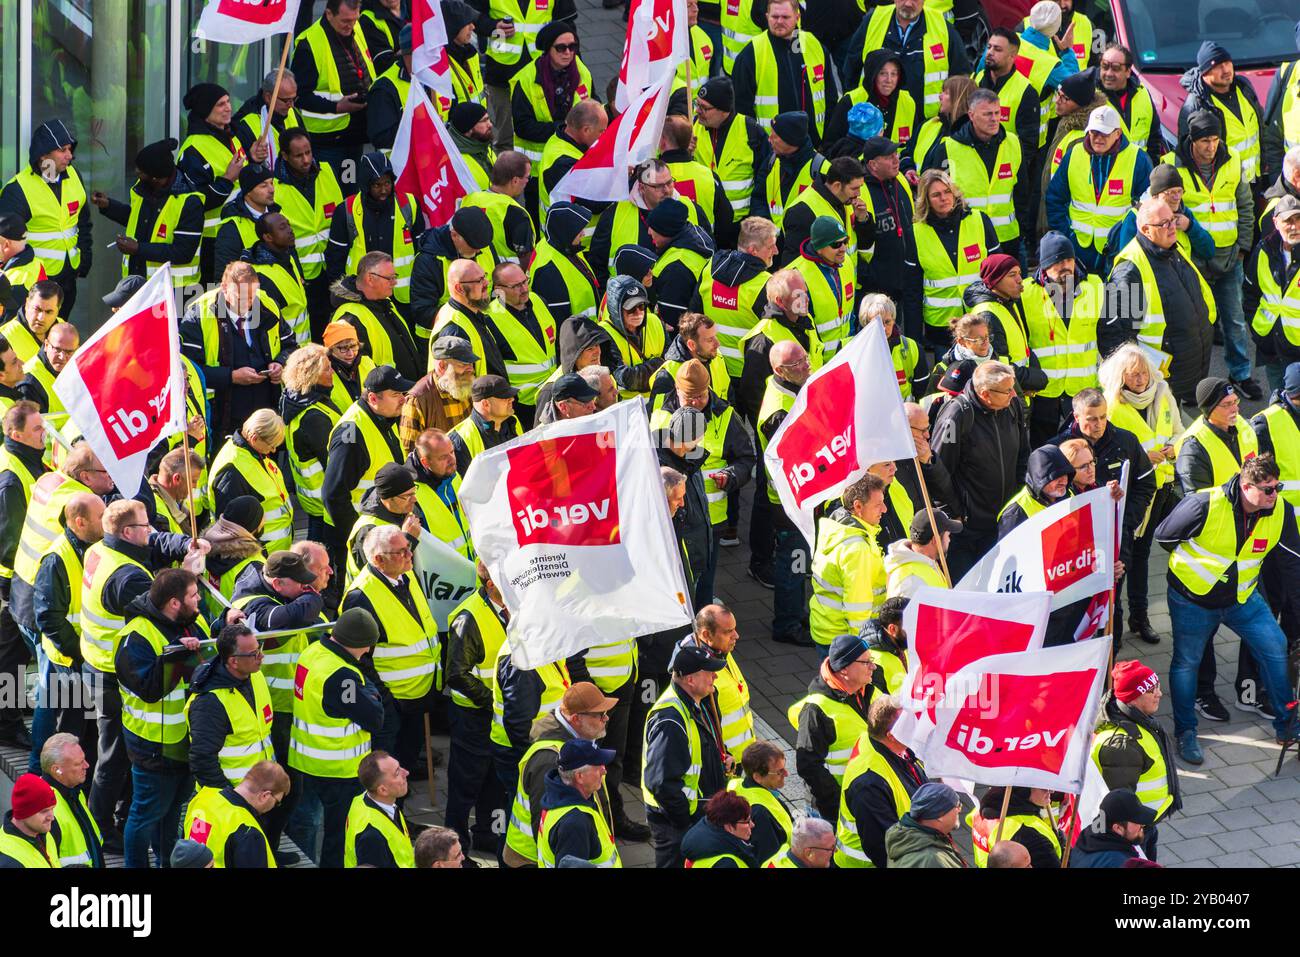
[179,426,201,543]
[258,36,293,158]
[991,785,1013,845]
[912,458,952,587]
[685,55,694,125]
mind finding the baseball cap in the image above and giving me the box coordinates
[1084,105,1122,135]
[364,365,416,395]
[264,550,317,584]
[562,681,618,714]
[672,644,727,676]
[909,508,963,545]
[471,374,519,401]
[102,274,145,310]
[0,213,25,241]
[1273,195,1300,222]
[552,372,599,403]
[558,738,617,771]
[1100,787,1157,827]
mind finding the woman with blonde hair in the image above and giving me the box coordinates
[909,168,1001,354]
[280,344,343,543]
[923,312,995,396]
[1097,343,1184,645]
[209,408,293,553]
[859,294,928,400]
[911,75,977,171]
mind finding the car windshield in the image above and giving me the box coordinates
[1115,0,1299,70]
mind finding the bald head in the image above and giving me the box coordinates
[65,492,105,545]
[988,840,1031,868]
[1137,198,1176,249]
[769,340,805,373]
[565,98,608,147]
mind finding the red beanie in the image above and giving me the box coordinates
[979,253,1020,289]
[11,773,56,820]
[1112,660,1159,703]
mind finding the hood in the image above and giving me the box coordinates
[539,767,594,812]
[860,616,903,656]
[28,119,76,171]
[1025,445,1075,498]
[357,151,395,198]
[556,316,606,374]
[330,274,364,306]
[885,814,948,858]
[544,205,591,249]
[449,125,493,164]
[706,248,767,288]
[202,518,264,562]
[188,654,247,696]
[884,537,937,574]
[1263,172,1300,204]
[961,280,1001,308]
[681,818,758,867]
[1034,262,1090,288]
[862,48,905,104]
[417,223,458,261]
[281,384,334,423]
[661,335,694,366]
[666,223,716,260]
[1175,125,1230,174]
[604,275,650,338]
[1059,93,1109,135]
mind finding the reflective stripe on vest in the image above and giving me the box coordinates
[641,687,704,813]
[296,21,376,134]
[343,192,418,302]
[699,259,769,375]
[9,166,86,273]
[185,671,276,785]
[209,439,293,553]
[508,57,594,162]
[490,639,570,746]
[447,591,507,709]
[484,0,553,69]
[348,566,441,699]
[1065,141,1139,251]
[1020,274,1104,397]
[1169,486,1282,603]
[276,162,343,280]
[914,212,986,327]
[945,134,1022,240]
[538,802,621,867]
[120,615,209,744]
[810,516,886,645]
[286,398,342,519]
[123,188,203,288]
[51,785,101,867]
[1164,148,1244,248]
[790,253,854,358]
[693,115,757,221]
[1111,236,1216,352]
[329,400,401,510]
[863,6,950,118]
[751,31,827,137]
[529,240,600,321]
[344,793,415,867]
[1172,415,1257,490]
[786,693,868,782]
[835,732,912,867]
[184,787,276,868]
[288,641,373,777]
[231,592,317,713]
[79,542,148,673]
[487,295,558,405]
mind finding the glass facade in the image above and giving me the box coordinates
[2,0,276,324]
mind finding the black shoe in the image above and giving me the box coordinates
[747,565,775,589]
[273,849,300,866]
[0,723,31,749]
[1196,695,1230,722]
[1232,377,1264,401]
[1128,616,1160,645]
[772,629,815,648]
[613,815,651,842]
[1236,692,1277,721]
[100,827,124,856]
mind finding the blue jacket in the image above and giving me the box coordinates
[1046,135,1154,272]
[1106,203,1216,265]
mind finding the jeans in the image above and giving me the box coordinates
[647,812,688,868]
[484,83,515,153]
[28,643,88,774]
[771,526,810,638]
[1167,588,1291,738]
[444,704,506,854]
[85,664,132,834]
[1211,261,1252,381]
[299,774,363,868]
[123,766,191,868]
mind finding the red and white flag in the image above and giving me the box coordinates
[392,81,482,229]
[459,399,693,669]
[411,0,454,106]
[195,0,301,43]
[615,0,690,110]
[956,485,1118,611]
[550,73,674,206]
[909,639,1111,792]
[764,320,916,547]
[53,267,186,496]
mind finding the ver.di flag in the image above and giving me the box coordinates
[550,73,674,206]
[53,266,186,497]
[195,0,301,43]
[411,0,454,106]
[411,533,477,632]
[460,399,692,669]
[956,484,1118,611]
[910,638,1111,792]
[615,0,689,110]
[392,80,482,228]
[764,320,916,548]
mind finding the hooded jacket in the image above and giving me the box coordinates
[653,225,716,330]
[731,30,841,147]
[185,655,263,790]
[1093,691,1182,822]
[844,9,970,121]
[1246,228,1300,367]
[589,195,713,287]
[330,274,424,382]
[1099,232,1215,406]
[962,280,1050,394]
[537,768,614,865]
[241,239,305,320]
[824,49,910,149]
[289,11,372,147]
[324,153,424,287]
[598,275,666,395]
[411,223,471,330]
[1102,73,1166,161]
[1068,825,1144,867]
[533,317,607,421]
[680,816,759,868]
[736,309,818,424]
[280,384,341,488]
[997,444,1076,538]
[322,389,403,535]
[0,120,93,273]
[977,788,1061,868]
[843,733,928,867]
[653,386,756,494]
[932,376,1030,533]
[531,210,601,324]
[348,486,417,573]
[884,813,967,868]
[1259,172,1300,241]
[1177,64,1265,163]
[1046,132,1153,271]
[688,247,771,328]
[1167,126,1255,277]
[202,517,265,587]
[1105,199,1216,268]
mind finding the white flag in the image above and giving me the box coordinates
[460,400,693,669]
[411,0,454,103]
[411,534,478,632]
[764,320,917,547]
[195,0,302,44]
[392,81,482,228]
[956,485,1118,610]
[910,639,1111,792]
[53,267,186,497]
[615,0,690,110]
[550,73,674,206]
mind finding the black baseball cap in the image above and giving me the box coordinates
[364,365,416,395]
[909,508,963,545]
[0,213,25,241]
[1100,788,1157,828]
[672,645,727,676]
[471,374,519,401]
[102,275,146,310]
[264,550,317,585]
[552,372,598,403]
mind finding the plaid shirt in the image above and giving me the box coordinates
[399,375,471,455]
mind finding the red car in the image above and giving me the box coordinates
[981,0,1293,147]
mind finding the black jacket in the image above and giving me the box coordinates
[864,176,924,338]
[653,226,716,331]
[435,298,509,380]
[0,121,93,276]
[113,595,205,770]
[32,526,92,666]
[449,409,521,476]
[280,384,341,483]
[686,248,772,341]
[903,205,1002,308]
[695,113,772,224]
[531,207,602,322]
[0,439,48,581]
[1174,416,1241,496]
[932,378,1030,533]
[186,655,265,790]
[325,168,425,290]
[1094,692,1182,822]
[825,49,908,151]
[97,172,205,279]
[43,773,103,868]
[731,30,841,146]
[680,816,759,867]
[1069,826,1143,868]
[229,561,325,633]
[596,276,667,396]
[978,64,1042,163]
[998,445,1075,539]
[780,180,875,270]
[1103,73,1167,162]
[533,317,606,422]
[1099,233,1214,406]
[411,225,476,333]
[538,769,614,864]
[346,487,417,574]
[894,443,954,519]
[330,275,424,382]
[1156,475,1300,608]
[445,588,507,711]
[214,196,281,279]
[1176,66,1265,166]
[737,314,817,424]
[90,533,193,649]
[176,115,238,221]
[924,122,1030,240]
[307,638,386,736]
[366,61,411,151]
[843,736,928,867]
[468,0,578,88]
[208,787,275,868]
[241,240,306,322]
[795,670,873,822]
[210,434,279,522]
[1253,390,1300,461]
[290,14,372,147]
[642,680,727,829]
[844,11,969,114]
[978,789,1060,869]
[658,444,713,586]
[589,198,711,286]
[649,334,733,401]
[494,652,569,762]
[323,398,402,533]
[1245,229,1300,368]
[349,793,413,868]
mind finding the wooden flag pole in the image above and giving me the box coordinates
[178,426,201,543]
[685,54,694,125]
[991,785,1013,845]
[257,37,293,158]
[912,458,952,587]
[424,714,438,805]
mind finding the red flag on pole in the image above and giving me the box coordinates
[52,267,186,496]
[392,81,483,228]
[616,0,689,110]
[195,0,302,43]
[411,0,454,107]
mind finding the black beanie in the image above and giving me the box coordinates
[183,82,229,120]
[239,164,274,194]
[1149,163,1182,195]
[613,244,658,279]
[1058,69,1097,109]
[1195,376,1234,415]
[374,463,417,498]
[771,111,809,146]
[536,20,577,56]
[135,139,178,178]
[647,198,688,239]
[545,202,593,248]
[222,495,264,534]
[1037,231,1075,270]
[698,76,735,113]
[1196,41,1232,74]
[450,101,489,135]
[1187,109,1222,141]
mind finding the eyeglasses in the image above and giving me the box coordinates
[1148,219,1176,230]
[828,238,849,249]
[276,95,298,105]
[459,277,489,288]
[985,386,1016,396]
[370,272,399,283]
[960,335,990,345]
[551,42,578,53]
[578,711,611,720]
[641,177,675,190]
[380,547,413,556]
[123,522,152,530]
[47,345,75,356]
[808,844,837,854]
[332,341,361,354]
[498,278,530,292]
[230,648,265,659]
[1074,458,1096,469]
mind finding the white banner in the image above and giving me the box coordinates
[411,0,454,103]
[910,639,1111,792]
[956,484,1118,610]
[615,0,689,110]
[460,399,693,669]
[195,0,302,44]
[53,267,186,497]
[764,320,916,547]
[392,80,483,228]
[411,532,478,632]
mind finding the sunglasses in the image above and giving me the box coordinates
[1253,484,1281,495]
[551,42,578,53]
[828,238,848,249]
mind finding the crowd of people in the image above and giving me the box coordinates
[0,0,1298,870]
